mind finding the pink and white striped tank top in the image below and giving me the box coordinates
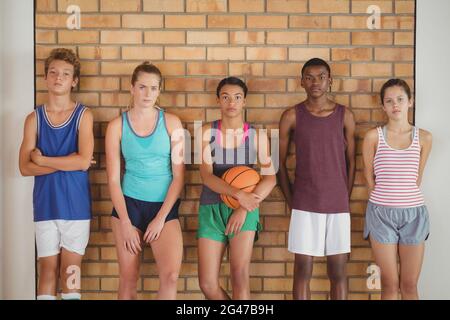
[369,126,424,208]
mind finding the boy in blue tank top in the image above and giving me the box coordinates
[106,62,185,300]
[19,48,94,300]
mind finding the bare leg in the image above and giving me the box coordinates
[229,231,255,300]
[60,248,83,296]
[150,219,183,300]
[327,253,348,300]
[370,235,399,300]
[293,254,314,300]
[111,216,142,300]
[198,237,229,300]
[398,243,425,300]
[37,255,59,296]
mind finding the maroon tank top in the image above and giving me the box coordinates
[292,102,349,213]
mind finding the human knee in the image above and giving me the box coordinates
[294,262,313,280]
[160,270,179,286]
[400,279,418,295]
[199,277,220,296]
[381,277,400,294]
[327,265,347,283]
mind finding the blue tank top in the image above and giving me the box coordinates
[121,110,173,202]
[33,103,91,222]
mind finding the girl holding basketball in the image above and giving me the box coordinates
[196,77,276,300]
[362,79,432,299]
[105,62,185,299]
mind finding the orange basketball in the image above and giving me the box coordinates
[220,165,261,209]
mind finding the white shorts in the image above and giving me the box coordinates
[35,220,90,258]
[288,210,351,257]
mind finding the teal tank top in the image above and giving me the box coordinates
[121,110,172,202]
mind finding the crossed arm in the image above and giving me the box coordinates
[19,109,94,176]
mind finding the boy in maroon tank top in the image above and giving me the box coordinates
[278,58,356,300]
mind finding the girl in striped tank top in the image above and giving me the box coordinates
[362,79,433,300]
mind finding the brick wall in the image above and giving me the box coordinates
[35,0,415,300]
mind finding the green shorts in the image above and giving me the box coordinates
[197,203,261,243]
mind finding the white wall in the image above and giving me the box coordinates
[416,0,450,299]
[0,0,3,300]
[0,0,35,299]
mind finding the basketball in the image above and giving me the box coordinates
[220,165,261,209]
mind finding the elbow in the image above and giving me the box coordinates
[80,157,92,171]
[265,174,277,188]
[19,163,31,176]
[19,168,30,177]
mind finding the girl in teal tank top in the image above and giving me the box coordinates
[106,62,185,300]
[121,108,172,202]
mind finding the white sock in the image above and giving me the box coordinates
[37,295,57,300]
[61,292,81,300]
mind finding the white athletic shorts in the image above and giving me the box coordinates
[35,220,90,258]
[288,210,351,257]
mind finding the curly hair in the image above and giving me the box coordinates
[44,48,81,80]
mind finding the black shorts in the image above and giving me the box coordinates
[111,195,180,233]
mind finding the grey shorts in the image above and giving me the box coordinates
[364,201,430,245]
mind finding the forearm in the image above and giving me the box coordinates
[39,154,91,171]
[252,175,276,201]
[363,171,375,195]
[277,166,292,207]
[156,177,184,220]
[20,160,57,176]
[203,173,241,198]
[109,181,131,223]
[347,160,356,195]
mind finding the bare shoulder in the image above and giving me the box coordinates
[364,127,379,142]
[25,110,36,124]
[280,105,296,126]
[106,114,123,133]
[281,105,296,119]
[419,128,432,144]
[344,106,355,119]
[163,111,183,135]
[80,107,93,123]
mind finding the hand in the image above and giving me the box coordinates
[143,215,165,244]
[30,148,43,166]
[120,220,142,255]
[225,207,247,236]
[235,190,262,212]
[90,156,97,167]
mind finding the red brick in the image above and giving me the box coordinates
[267,32,307,45]
[247,15,288,29]
[207,47,245,61]
[267,0,307,13]
[229,0,264,12]
[165,47,206,61]
[165,15,206,28]
[247,47,287,61]
[143,0,184,12]
[122,15,163,28]
[144,31,185,44]
[289,16,329,28]
[208,15,245,28]
[186,0,227,12]
[310,0,349,13]
[101,31,142,44]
